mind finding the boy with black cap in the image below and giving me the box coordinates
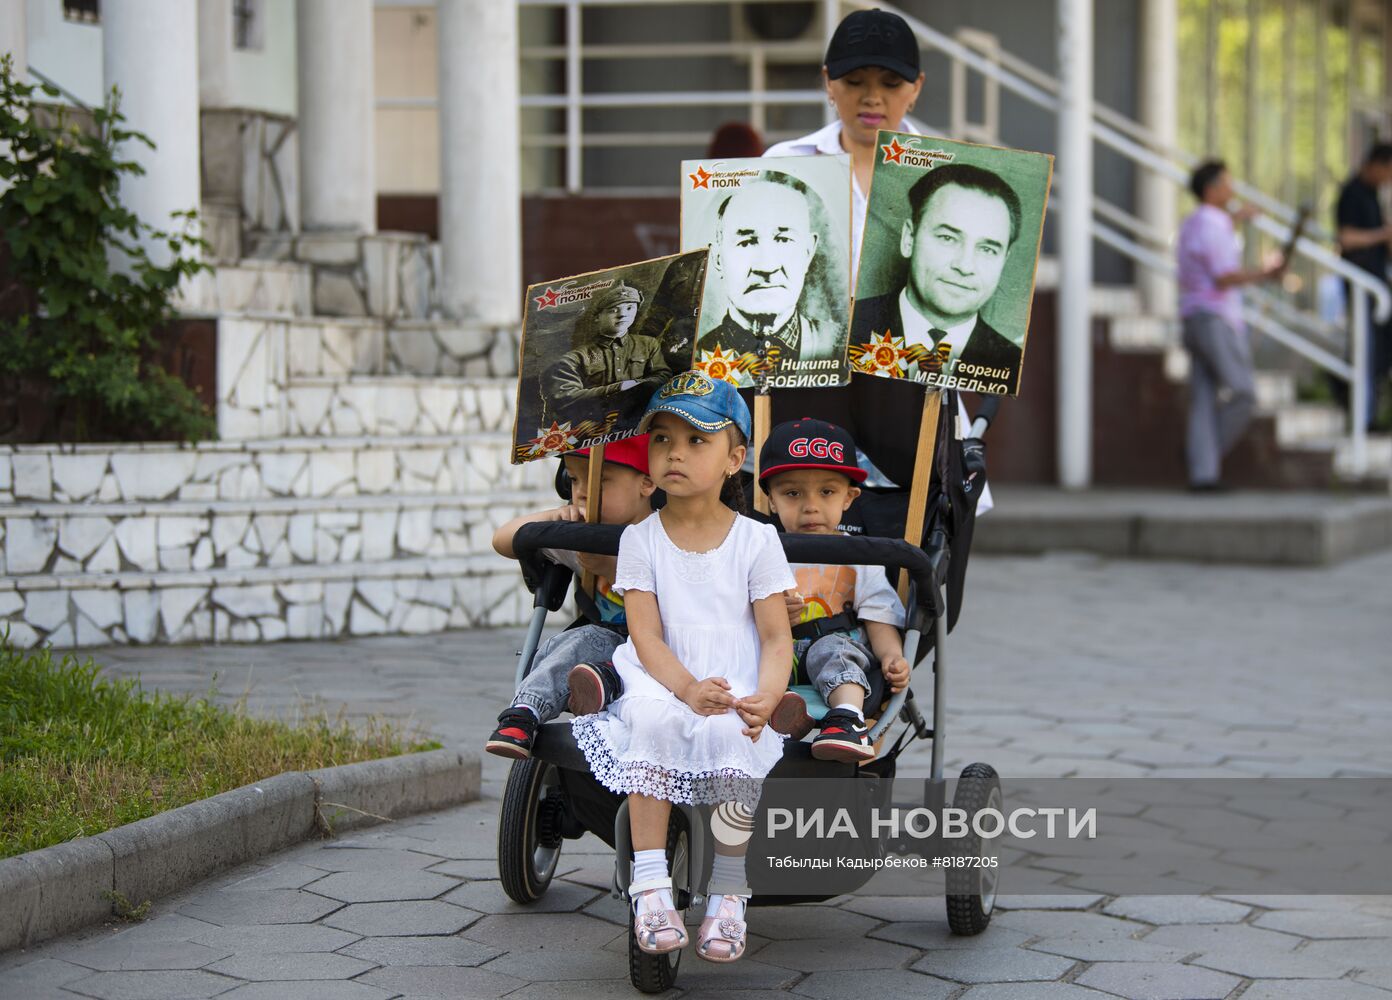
[758,418,910,761]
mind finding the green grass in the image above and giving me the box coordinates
[0,636,441,859]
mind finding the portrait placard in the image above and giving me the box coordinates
[511,250,708,464]
[680,154,853,389]
[850,132,1053,396]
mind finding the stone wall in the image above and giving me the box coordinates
[1,307,556,649]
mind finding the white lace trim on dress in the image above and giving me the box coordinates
[573,716,771,810]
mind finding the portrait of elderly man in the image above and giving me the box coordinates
[852,162,1025,392]
[696,171,845,377]
[542,281,671,425]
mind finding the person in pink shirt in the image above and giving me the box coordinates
[1176,161,1286,491]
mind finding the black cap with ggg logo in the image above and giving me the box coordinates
[824,9,921,82]
[759,418,867,490]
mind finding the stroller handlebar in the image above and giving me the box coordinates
[511,521,946,610]
[968,395,1002,440]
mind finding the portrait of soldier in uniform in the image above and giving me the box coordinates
[683,161,852,388]
[542,281,672,425]
[513,250,707,464]
[852,162,1026,392]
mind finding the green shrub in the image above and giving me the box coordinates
[0,636,440,859]
[0,55,215,443]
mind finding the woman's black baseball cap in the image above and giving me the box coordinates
[759,418,867,489]
[824,9,921,82]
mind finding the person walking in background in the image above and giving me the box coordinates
[1335,143,1392,431]
[1177,160,1286,492]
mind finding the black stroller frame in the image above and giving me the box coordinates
[497,383,1002,993]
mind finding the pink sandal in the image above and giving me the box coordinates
[629,878,688,954]
[696,894,748,963]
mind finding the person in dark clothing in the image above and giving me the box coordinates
[1335,143,1392,429]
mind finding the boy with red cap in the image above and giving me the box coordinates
[486,434,656,758]
[759,418,911,761]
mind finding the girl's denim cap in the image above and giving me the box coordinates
[638,372,753,441]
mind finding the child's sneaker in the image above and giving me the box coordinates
[486,706,539,759]
[566,661,623,716]
[769,691,816,740]
[810,708,875,762]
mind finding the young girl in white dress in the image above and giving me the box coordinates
[572,372,795,963]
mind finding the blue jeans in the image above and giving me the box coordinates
[513,625,625,722]
[793,631,873,702]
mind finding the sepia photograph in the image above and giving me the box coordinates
[850,132,1052,395]
[681,155,852,388]
[512,250,708,462]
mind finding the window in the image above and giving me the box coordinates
[233,0,264,51]
[63,0,100,24]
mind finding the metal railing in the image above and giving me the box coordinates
[395,0,1387,474]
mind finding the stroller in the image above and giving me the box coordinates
[498,376,1002,993]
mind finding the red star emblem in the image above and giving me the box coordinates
[534,286,559,310]
[881,138,908,164]
[689,165,712,189]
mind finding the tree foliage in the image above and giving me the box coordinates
[0,56,215,442]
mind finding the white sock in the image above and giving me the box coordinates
[831,703,865,722]
[706,854,748,919]
[511,702,540,720]
[632,849,673,911]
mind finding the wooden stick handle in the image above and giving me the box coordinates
[581,443,605,594]
[898,392,942,605]
[753,394,772,515]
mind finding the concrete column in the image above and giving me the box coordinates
[438,0,521,324]
[1138,0,1178,316]
[1057,0,1093,489]
[199,0,233,108]
[1,0,26,78]
[297,0,375,231]
[103,0,201,265]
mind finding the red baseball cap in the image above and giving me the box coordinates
[574,433,650,476]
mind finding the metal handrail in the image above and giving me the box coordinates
[27,65,93,112]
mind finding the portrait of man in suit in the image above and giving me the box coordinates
[852,162,1025,393]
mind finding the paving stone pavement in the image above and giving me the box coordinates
[3,551,1391,998]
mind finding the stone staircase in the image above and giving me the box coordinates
[0,247,556,649]
[1105,305,1392,488]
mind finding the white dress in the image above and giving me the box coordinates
[572,513,796,808]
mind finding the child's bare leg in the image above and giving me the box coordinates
[825,681,866,714]
[629,793,672,851]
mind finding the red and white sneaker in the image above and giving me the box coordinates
[810,708,875,762]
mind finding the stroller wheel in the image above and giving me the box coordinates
[945,762,1001,935]
[498,758,563,903]
[628,810,690,993]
